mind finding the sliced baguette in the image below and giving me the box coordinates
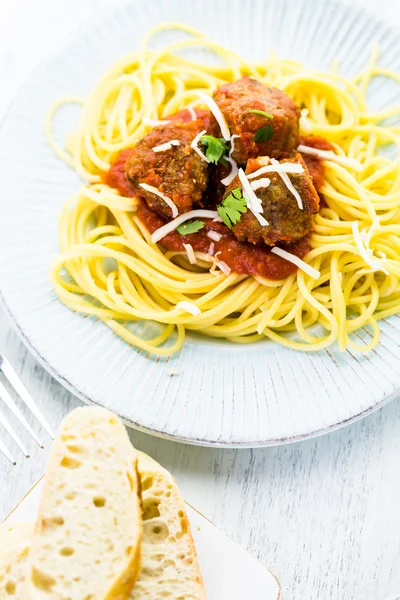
[131,452,206,600]
[0,522,33,598]
[27,407,142,600]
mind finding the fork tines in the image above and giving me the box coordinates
[0,353,55,464]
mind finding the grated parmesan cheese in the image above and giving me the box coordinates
[185,99,204,120]
[138,183,178,217]
[142,116,171,127]
[207,230,223,242]
[221,134,240,186]
[176,301,201,316]
[251,177,271,191]
[221,157,238,186]
[238,168,269,227]
[211,252,231,276]
[352,220,389,274]
[151,209,219,243]
[183,243,197,265]
[299,109,313,134]
[196,91,231,140]
[229,134,240,152]
[247,162,304,179]
[297,144,363,172]
[191,129,210,163]
[152,140,180,152]
[270,158,303,210]
[271,246,320,279]
[187,104,197,121]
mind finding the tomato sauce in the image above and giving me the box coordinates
[103,116,336,280]
[300,135,333,193]
[104,148,134,196]
[137,201,309,280]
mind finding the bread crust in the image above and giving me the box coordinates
[27,407,142,600]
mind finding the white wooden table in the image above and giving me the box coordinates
[1,1,400,599]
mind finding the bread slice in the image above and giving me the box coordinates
[131,452,206,600]
[27,407,142,600]
[0,522,33,598]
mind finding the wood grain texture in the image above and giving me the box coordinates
[1,1,400,599]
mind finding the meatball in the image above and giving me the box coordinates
[125,119,209,218]
[227,154,319,246]
[212,77,300,165]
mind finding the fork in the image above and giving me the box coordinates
[0,352,54,464]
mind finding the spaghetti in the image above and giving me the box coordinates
[48,23,400,355]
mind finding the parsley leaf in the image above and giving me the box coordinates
[217,187,247,229]
[253,125,274,143]
[200,135,229,164]
[176,220,205,235]
[249,109,273,119]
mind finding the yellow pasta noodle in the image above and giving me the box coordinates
[48,23,400,355]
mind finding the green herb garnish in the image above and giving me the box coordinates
[249,109,274,143]
[249,109,273,119]
[217,187,247,229]
[200,135,229,164]
[176,220,205,235]
[253,125,274,143]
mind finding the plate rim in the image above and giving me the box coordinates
[0,0,399,448]
[1,287,397,448]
